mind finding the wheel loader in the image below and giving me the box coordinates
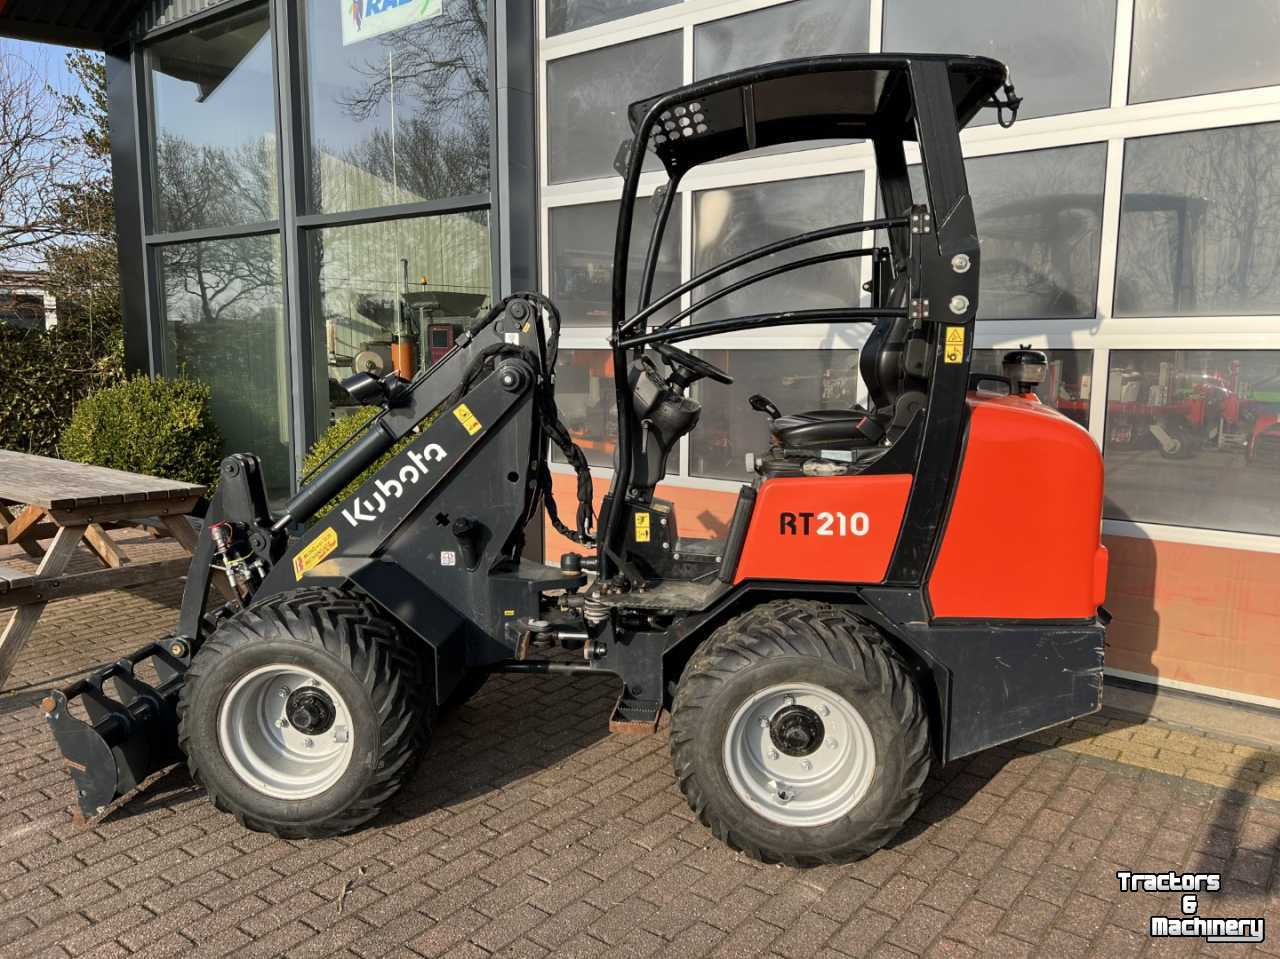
[42,53,1108,866]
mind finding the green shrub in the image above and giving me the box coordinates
[61,374,223,488]
[0,321,123,456]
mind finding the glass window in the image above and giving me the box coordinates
[971,349,1093,429]
[694,0,869,78]
[149,5,279,233]
[158,235,291,499]
[549,198,680,327]
[882,0,1116,123]
[547,33,682,184]
[1115,124,1280,317]
[690,350,860,481]
[553,349,617,468]
[546,0,679,37]
[309,212,492,426]
[303,0,489,214]
[1130,0,1280,104]
[889,145,1106,319]
[1103,350,1280,536]
[692,173,864,325]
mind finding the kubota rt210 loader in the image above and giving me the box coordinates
[42,53,1108,865]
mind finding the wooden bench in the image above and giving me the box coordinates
[0,451,216,689]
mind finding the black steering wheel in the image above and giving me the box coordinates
[655,342,733,387]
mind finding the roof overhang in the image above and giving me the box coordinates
[0,0,146,50]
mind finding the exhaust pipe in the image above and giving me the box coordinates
[42,641,190,821]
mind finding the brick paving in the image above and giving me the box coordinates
[4,530,1280,958]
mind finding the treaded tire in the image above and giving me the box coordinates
[671,599,930,866]
[177,587,429,839]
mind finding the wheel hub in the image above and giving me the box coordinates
[286,687,336,735]
[769,704,824,757]
[217,665,353,800]
[722,682,877,827]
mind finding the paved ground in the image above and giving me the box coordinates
[4,530,1280,958]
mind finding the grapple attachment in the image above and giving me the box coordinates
[42,641,190,821]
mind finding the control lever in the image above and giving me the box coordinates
[748,393,782,420]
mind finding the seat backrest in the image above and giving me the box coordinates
[859,275,911,414]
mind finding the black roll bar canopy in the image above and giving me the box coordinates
[599,54,1008,580]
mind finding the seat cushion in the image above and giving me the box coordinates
[770,409,882,450]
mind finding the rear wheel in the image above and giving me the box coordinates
[177,587,429,838]
[670,600,930,866]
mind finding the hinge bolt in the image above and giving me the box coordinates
[950,253,971,273]
[949,294,970,315]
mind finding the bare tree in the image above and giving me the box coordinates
[0,44,84,267]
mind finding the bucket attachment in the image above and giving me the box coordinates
[42,640,190,822]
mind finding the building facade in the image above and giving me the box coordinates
[2,0,1278,705]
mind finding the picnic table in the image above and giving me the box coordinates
[0,450,210,690]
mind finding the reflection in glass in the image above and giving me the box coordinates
[149,6,278,233]
[158,235,290,498]
[1116,124,1280,316]
[964,145,1106,319]
[304,0,489,213]
[1131,0,1280,104]
[694,0,868,78]
[547,33,681,184]
[309,212,492,427]
[883,0,1115,123]
[693,173,864,323]
[552,350,618,468]
[691,350,860,481]
[1103,350,1280,535]
[546,0,679,37]
[550,198,681,327]
[971,349,1093,428]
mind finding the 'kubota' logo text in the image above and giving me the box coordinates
[780,511,870,537]
[341,442,447,527]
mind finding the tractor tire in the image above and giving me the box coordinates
[177,587,430,839]
[670,600,930,866]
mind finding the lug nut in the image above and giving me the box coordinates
[820,704,831,717]
[783,695,795,706]
[279,686,290,698]
[334,727,350,743]
[828,739,838,750]
[951,253,971,273]
[949,294,970,315]
[304,738,314,748]
[277,718,289,728]
[759,716,770,728]
[768,749,780,761]
[801,760,812,771]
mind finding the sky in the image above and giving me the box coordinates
[2,37,89,98]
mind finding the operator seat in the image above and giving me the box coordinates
[768,277,927,451]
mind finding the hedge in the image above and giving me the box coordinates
[61,374,224,488]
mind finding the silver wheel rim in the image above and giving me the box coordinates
[217,664,354,800]
[722,681,877,827]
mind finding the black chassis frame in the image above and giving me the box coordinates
[157,55,1101,770]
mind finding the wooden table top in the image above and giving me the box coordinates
[0,451,206,511]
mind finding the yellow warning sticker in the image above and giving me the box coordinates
[293,527,338,580]
[634,512,651,543]
[453,403,483,435]
[944,326,965,364]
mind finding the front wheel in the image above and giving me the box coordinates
[670,600,930,866]
[177,588,430,838]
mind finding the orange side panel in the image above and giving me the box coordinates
[928,395,1104,619]
[733,475,912,585]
